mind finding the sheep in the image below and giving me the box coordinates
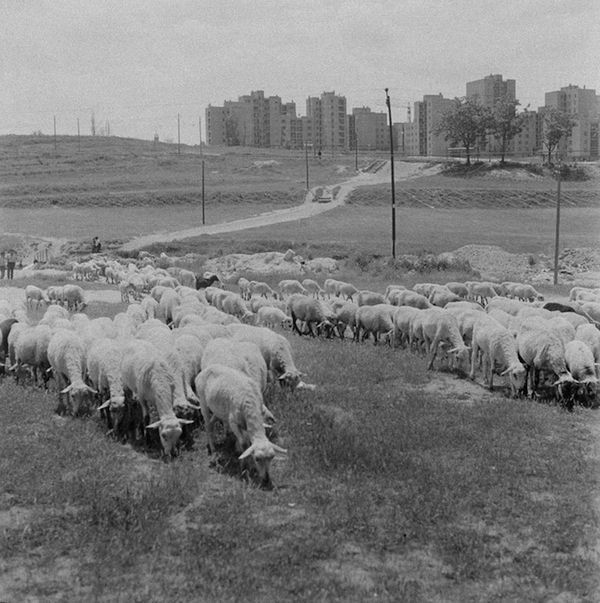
[120,340,192,456]
[46,286,65,306]
[323,278,343,298]
[330,300,359,340]
[6,321,30,371]
[158,288,181,325]
[278,279,307,298]
[177,269,196,289]
[516,327,575,408]
[469,315,526,396]
[47,329,96,415]
[256,306,292,330]
[287,294,334,337]
[509,283,544,303]
[337,282,359,301]
[384,284,406,301]
[445,282,469,299]
[195,364,286,488]
[444,301,485,313]
[421,309,471,372]
[119,280,134,303]
[0,318,19,370]
[172,333,207,402]
[238,277,252,300]
[302,278,324,298]
[485,296,527,316]
[9,326,38,384]
[579,302,600,324]
[428,286,463,308]
[354,304,396,345]
[392,290,432,310]
[564,340,598,407]
[140,296,159,320]
[248,281,276,299]
[221,293,254,323]
[195,273,220,290]
[228,325,304,389]
[575,323,600,374]
[9,324,53,386]
[546,316,576,347]
[391,306,422,348]
[25,285,48,309]
[412,283,438,298]
[62,284,87,312]
[466,281,497,306]
[87,338,127,431]
[356,290,386,307]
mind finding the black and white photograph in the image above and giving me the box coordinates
[1,1,599,600]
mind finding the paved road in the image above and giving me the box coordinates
[120,161,440,251]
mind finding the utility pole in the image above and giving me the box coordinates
[354,130,358,171]
[305,142,309,190]
[53,116,57,153]
[385,88,396,259]
[201,157,205,225]
[198,116,202,149]
[77,118,81,152]
[177,113,181,155]
[553,161,562,285]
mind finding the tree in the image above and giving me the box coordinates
[489,98,526,164]
[436,97,492,165]
[542,107,575,164]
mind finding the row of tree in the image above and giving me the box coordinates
[436,97,575,165]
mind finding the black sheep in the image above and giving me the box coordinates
[195,273,220,290]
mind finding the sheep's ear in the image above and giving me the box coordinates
[86,385,97,394]
[61,384,73,394]
[146,421,161,429]
[178,419,194,425]
[239,445,255,460]
[501,367,512,376]
[97,400,111,410]
[272,444,287,454]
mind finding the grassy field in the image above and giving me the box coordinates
[0,314,598,601]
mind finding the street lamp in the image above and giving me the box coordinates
[385,88,396,259]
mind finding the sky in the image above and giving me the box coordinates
[1,0,598,144]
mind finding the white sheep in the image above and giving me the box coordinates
[195,364,286,488]
[392,290,432,310]
[575,323,600,375]
[63,284,87,311]
[330,299,359,340]
[509,283,544,302]
[47,329,96,415]
[354,304,396,345]
[412,283,438,298]
[287,294,335,337]
[469,315,526,396]
[323,278,343,298]
[249,281,277,299]
[256,306,292,330]
[428,286,463,308]
[178,269,196,289]
[445,282,469,299]
[466,281,497,306]
[221,293,254,323]
[564,340,598,407]
[391,306,422,348]
[421,309,471,372]
[302,278,324,298]
[121,340,192,456]
[25,285,48,309]
[356,290,386,307]
[278,279,307,298]
[238,277,252,300]
[227,324,304,389]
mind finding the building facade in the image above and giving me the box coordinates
[349,106,388,150]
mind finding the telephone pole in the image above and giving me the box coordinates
[305,142,309,190]
[77,118,81,152]
[385,88,396,259]
[53,116,57,153]
[553,161,562,285]
[177,113,181,155]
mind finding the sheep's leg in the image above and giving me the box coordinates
[428,339,439,370]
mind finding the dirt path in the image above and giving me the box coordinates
[120,161,441,251]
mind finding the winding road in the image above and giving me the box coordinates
[120,161,441,251]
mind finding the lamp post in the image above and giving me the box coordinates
[385,88,396,259]
[553,160,562,285]
[305,142,309,190]
[354,130,358,171]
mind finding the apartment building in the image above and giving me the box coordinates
[349,107,387,150]
[511,110,539,157]
[544,84,599,159]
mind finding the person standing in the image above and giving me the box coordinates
[0,252,6,279]
[6,249,16,280]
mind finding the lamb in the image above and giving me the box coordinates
[278,279,307,298]
[564,340,598,407]
[249,281,277,299]
[323,278,343,298]
[120,340,192,456]
[47,329,96,415]
[421,309,471,372]
[354,304,396,345]
[337,282,359,301]
[87,338,127,431]
[238,277,252,300]
[469,315,526,396]
[516,327,575,408]
[302,279,324,298]
[466,281,497,306]
[195,364,286,488]
[227,324,304,389]
[256,306,292,330]
[510,283,544,303]
[25,285,48,309]
[62,284,87,311]
[356,290,386,307]
[287,294,334,337]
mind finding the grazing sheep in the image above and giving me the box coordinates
[25,285,48,309]
[158,288,180,325]
[516,327,575,408]
[47,329,96,415]
[391,306,422,348]
[354,304,396,345]
[485,296,527,316]
[384,284,406,301]
[392,290,432,310]
[575,323,600,375]
[278,279,307,298]
[330,300,359,340]
[445,282,469,299]
[221,293,254,323]
[337,282,359,301]
[121,341,192,456]
[287,294,334,337]
[469,315,526,396]
[412,283,438,298]
[428,286,463,308]
[323,278,343,298]
[249,281,277,299]
[510,283,544,303]
[421,309,471,372]
[62,284,87,311]
[579,302,600,324]
[564,340,598,407]
[46,286,65,306]
[195,364,286,488]
[356,290,386,307]
[195,273,220,290]
[238,277,252,300]
[466,281,497,306]
[256,306,292,330]
[302,279,324,298]
[228,325,304,389]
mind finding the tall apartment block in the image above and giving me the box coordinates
[349,107,387,150]
[466,74,516,108]
[307,92,348,153]
[544,84,599,159]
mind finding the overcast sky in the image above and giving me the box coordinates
[1,0,598,144]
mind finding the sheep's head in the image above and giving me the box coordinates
[553,373,577,410]
[448,345,471,373]
[147,417,192,457]
[239,440,287,489]
[282,317,293,330]
[278,369,302,390]
[575,378,598,408]
[61,382,96,415]
[502,363,527,397]
[316,320,335,339]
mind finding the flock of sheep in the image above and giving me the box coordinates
[2,257,599,489]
